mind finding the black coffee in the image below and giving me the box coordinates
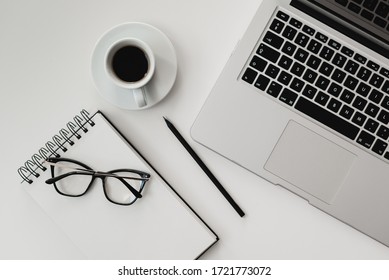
[111,46,149,83]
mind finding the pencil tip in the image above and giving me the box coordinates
[163,116,170,124]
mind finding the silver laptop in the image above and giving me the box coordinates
[192,0,389,246]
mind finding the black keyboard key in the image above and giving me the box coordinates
[302,84,317,99]
[307,39,322,54]
[368,89,383,104]
[332,53,347,68]
[279,88,298,106]
[319,62,334,76]
[331,68,347,83]
[345,60,360,74]
[250,56,268,72]
[328,98,342,113]
[356,82,371,97]
[361,9,374,20]
[382,80,389,94]
[357,66,372,81]
[242,68,257,84]
[278,71,293,85]
[340,104,355,119]
[316,76,330,90]
[302,25,315,36]
[319,46,335,61]
[295,32,309,47]
[348,2,362,14]
[335,0,348,6]
[290,62,305,77]
[290,18,302,29]
[254,75,270,91]
[294,48,309,63]
[328,82,343,97]
[363,0,379,11]
[344,75,358,90]
[352,111,367,126]
[379,67,389,78]
[377,125,389,140]
[356,130,375,149]
[290,77,305,92]
[270,18,285,34]
[282,26,298,40]
[376,2,389,18]
[303,68,318,83]
[354,53,367,64]
[341,46,354,57]
[282,41,297,56]
[307,55,322,70]
[352,96,368,111]
[263,31,284,49]
[278,55,293,70]
[295,97,360,140]
[377,109,389,124]
[365,102,380,117]
[340,89,355,104]
[364,118,379,133]
[372,139,388,155]
[315,91,330,106]
[265,64,280,78]
[315,32,328,43]
[367,60,379,71]
[385,152,389,160]
[267,81,282,98]
[369,73,384,88]
[328,39,341,50]
[276,10,290,21]
[382,96,389,110]
[257,44,280,63]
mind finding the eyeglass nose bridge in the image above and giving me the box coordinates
[93,171,108,178]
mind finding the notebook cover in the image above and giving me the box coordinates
[20,110,218,259]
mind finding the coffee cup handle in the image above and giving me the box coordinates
[132,87,147,108]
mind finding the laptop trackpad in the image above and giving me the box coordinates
[264,121,356,204]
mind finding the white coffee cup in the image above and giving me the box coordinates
[105,38,155,108]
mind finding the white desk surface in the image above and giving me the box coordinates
[1,0,389,259]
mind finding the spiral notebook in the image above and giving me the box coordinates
[18,110,218,259]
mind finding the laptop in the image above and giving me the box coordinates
[191,0,389,246]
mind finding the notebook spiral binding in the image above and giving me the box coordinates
[17,109,95,184]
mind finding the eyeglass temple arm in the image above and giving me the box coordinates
[45,170,93,184]
[95,172,149,181]
[45,161,149,181]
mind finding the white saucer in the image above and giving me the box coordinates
[91,22,177,110]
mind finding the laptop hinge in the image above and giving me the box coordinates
[290,0,389,59]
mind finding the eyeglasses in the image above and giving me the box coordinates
[44,157,151,206]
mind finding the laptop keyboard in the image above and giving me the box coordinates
[332,0,389,30]
[241,9,389,163]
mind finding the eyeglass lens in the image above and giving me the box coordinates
[104,171,145,205]
[53,161,92,196]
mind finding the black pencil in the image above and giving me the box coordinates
[164,117,245,217]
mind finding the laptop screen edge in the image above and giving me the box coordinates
[291,0,389,59]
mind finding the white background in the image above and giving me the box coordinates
[1,0,389,259]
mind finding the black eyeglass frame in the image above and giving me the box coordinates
[45,157,151,206]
